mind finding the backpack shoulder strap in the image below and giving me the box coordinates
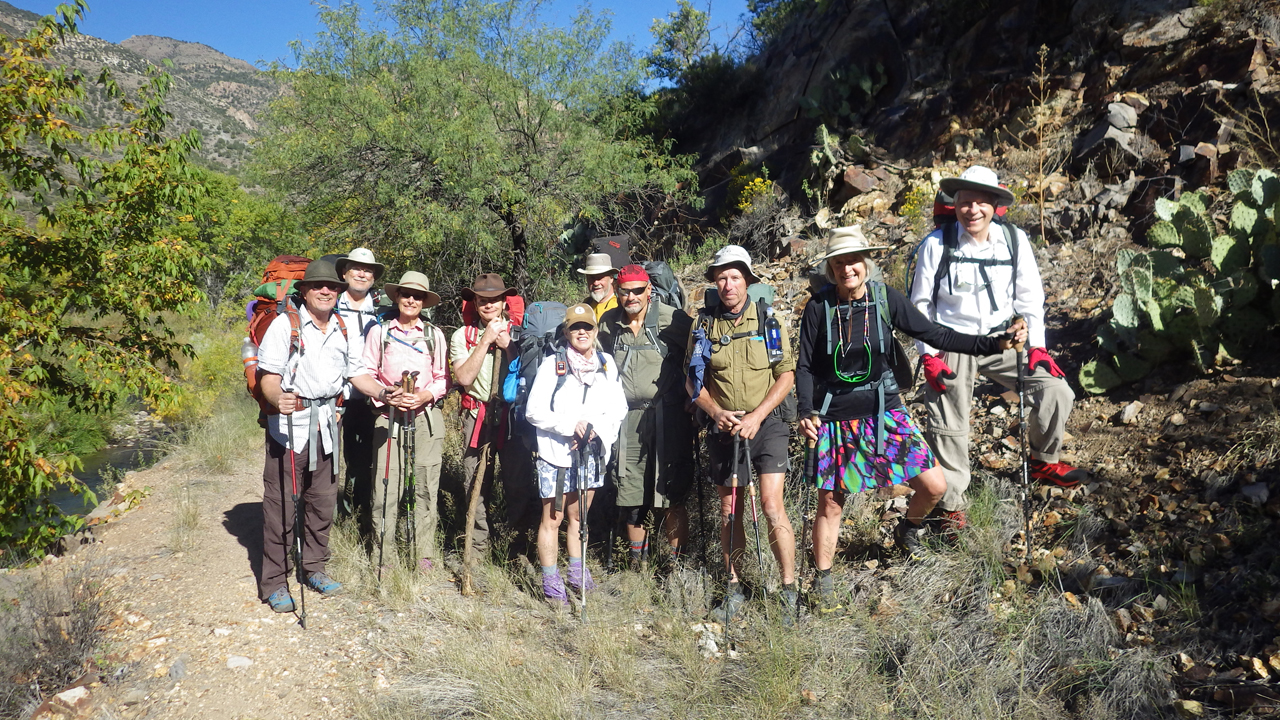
[1004,222,1020,305]
[933,222,959,303]
[550,346,569,411]
[870,281,888,356]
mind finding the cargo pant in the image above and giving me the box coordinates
[370,406,445,567]
[924,348,1075,512]
[459,414,538,559]
[259,434,338,601]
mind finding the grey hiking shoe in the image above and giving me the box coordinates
[306,571,343,596]
[709,583,746,623]
[895,518,926,560]
[266,587,295,613]
[778,583,799,626]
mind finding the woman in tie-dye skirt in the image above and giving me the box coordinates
[795,226,1022,614]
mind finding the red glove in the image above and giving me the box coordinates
[922,353,956,393]
[1028,347,1064,378]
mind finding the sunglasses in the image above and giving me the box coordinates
[617,286,648,296]
[567,323,595,333]
[307,283,344,293]
[399,292,427,302]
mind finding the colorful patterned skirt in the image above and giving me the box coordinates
[814,407,936,494]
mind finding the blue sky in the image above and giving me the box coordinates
[7,0,750,67]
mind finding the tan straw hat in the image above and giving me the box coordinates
[384,271,441,308]
[820,226,889,261]
[576,253,617,276]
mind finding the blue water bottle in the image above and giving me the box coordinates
[764,307,783,364]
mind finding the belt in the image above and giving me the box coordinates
[297,395,340,474]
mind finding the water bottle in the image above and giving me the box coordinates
[764,307,783,364]
[240,337,258,373]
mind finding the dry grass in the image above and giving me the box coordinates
[167,480,201,554]
[0,561,110,720]
[322,472,1173,720]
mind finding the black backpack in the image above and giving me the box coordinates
[904,220,1021,312]
[640,260,686,311]
[813,280,911,455]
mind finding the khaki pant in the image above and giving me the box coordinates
[371,407,444,567]
[924,348,1075,512]
[458,414,538,557]
[615,403,693,508]
[259,434,337,601]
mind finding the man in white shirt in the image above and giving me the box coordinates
[257,260,397,613]
[333,248,385,529]
[910,166,1086,533]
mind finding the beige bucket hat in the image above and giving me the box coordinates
[335,247,386,279]
[576,253,617,277]
[704,244,760,283]
[820,226,890,262]
[938,166,1015,207]
[384,271,441,308]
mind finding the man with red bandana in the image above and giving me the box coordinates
[598,264,693,571]
[910,166,1088,533]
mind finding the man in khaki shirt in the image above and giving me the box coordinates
[686,245,798,622]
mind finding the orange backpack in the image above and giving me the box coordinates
[242,256,320,418]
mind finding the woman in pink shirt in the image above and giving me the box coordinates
[358,271,449,573]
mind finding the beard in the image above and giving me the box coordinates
[624,300,643,316]
[590,288,610,303]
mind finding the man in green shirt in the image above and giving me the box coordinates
[686,245,798,621]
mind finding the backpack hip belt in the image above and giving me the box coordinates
[293,394,341,473]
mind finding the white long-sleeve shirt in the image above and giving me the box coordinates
[524,352,627,469]
[910,221,1046,355]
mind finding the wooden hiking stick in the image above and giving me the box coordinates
[461,350,502,596]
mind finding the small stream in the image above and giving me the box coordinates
[51,438,164,517]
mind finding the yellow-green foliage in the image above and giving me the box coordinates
[899,182,936,238]
[725,163,773,217]
[158,313,246,427]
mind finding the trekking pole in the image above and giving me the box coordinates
[462,350,501,596]
[744,436,767,602]
[403,371,419,564]
[605,456,618,574]
[285,394,307,629]
[723,432,740,649]
[578,423,595,624]
[1014,322,1033,557]
[377,395,395,584]
[798,416,818,625]
[696,427,707,569]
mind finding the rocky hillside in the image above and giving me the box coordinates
[0,1,278,173]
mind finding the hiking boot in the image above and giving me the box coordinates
[266,587,295,613]
[567,561,597,593]
[709,583,746,624]
[542,572,569,606]
[1030,459,1089,488]
[926,507,968,543]
[306,571,343,596]
[812,572,845,617]
[895,519,926,560]
[778,584,800,627]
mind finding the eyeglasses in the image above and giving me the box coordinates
[617,286,648,296]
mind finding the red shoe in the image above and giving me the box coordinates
[1029,460,1089,488]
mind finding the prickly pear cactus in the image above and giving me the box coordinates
[1086,168,1280,393]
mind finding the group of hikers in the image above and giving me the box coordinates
[248,165,1088,622]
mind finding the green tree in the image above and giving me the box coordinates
[0,2,208,555]
[255,0,696,297]
[648,0,711,83]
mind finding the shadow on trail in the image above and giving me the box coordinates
[223,502,263,587]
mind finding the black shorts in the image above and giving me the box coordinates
[706,415,790,486]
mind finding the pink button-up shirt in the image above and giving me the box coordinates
[361,317,449,410]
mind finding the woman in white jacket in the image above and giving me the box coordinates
[524,303,627,605]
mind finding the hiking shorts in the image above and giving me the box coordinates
[706,414,790,486]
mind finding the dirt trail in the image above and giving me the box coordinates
[68,456,380,720]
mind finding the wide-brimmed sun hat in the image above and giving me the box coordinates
[576,253,617,277]
[704,244,760,284]
[384,271,441,308]
[461,273,516,301]
[820,226,890,262]
[938,166,1015,208]
[294,260,348,291]
[334,247,385,279]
